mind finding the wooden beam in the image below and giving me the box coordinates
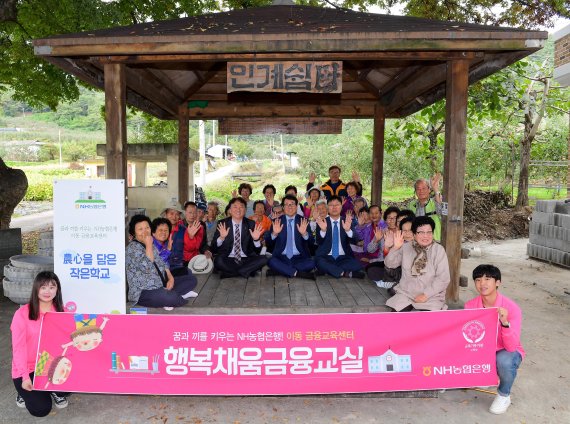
[88,51,484,64]
[382,63,448,113]
[218,118,342,135]
[104,63,127,183]
[35,35,545,57]
[183,67,222,101]
[91,61,180,116]
[178,105,190,205]
[371,104,385,205]
[344,65,381,99]
[186,101,376,119]
[395,51,530,117]
[442,60,469,303]
[44,57,172,119]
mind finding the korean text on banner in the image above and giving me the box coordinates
[34,309,498,395]
[53,180,125,314]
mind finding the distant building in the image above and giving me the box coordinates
[554,24,570,86]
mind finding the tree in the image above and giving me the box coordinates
[0,0,219,110]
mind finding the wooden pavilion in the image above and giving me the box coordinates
[33,4,547,302]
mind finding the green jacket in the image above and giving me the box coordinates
[407,197,442,242]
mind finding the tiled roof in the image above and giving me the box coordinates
[45,5,541,40]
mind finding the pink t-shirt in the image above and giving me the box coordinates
[11,304,55,380]
[465,292,525,359]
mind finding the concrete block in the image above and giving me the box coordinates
[532,212,555,225]
[528,242,570,267]
[554,213,570,229]
[535,200,558,213]
[554,202,570,215]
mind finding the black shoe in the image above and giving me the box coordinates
[351,271,365,279]
[296,271,316,281]
[315,270,325,276]
[51,392,68,409]
[387,287,396,297]
[266,269,278,277]
[249,270,258,278]
[16,394,25,408]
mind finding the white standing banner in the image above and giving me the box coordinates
[54,180,126,314]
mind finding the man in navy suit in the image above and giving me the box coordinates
[265,195,315,280]
[315,195,364,278]
[210,197,267,279]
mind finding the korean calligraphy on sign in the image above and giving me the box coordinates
[227,61,342,93]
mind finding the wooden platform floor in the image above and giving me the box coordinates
[169,269,392,315]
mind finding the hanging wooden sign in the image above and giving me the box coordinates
[218,118,342,135]
[227,61,342,94]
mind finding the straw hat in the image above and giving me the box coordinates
[305,186,325,200]
[160,201,183,217]
[188,254,213,274]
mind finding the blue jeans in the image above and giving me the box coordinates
[496,349,522,396]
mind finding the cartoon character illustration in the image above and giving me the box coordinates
[35,351,73,388]
[61,314,110,355]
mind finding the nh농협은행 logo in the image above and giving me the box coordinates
[462,320,486,344]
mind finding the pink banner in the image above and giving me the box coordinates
[34,309,498,395]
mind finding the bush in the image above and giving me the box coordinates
[39,168,76,176]
[24,182,53,201]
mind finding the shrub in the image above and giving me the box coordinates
[24,182,53,201]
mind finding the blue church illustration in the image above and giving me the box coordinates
[368,348,412,373]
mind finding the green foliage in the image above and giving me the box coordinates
[24,182,53,201]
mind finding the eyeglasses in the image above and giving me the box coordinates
[416,231,433,235]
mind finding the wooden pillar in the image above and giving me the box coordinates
[442,60,469,302]
[178,104,190,205]
[371,104,385,205]
[104,64,127,181]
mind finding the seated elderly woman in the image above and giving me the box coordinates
[126,215,198,310]
[384,216,450,312]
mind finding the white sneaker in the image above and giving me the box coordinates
[182,291,199,299]
[489,394,511,414]
[375,280,395,289]
[163,306,174,311]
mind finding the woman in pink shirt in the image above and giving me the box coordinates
[465,264,525,415]
[11,271,69,416]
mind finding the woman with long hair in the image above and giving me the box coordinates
[11,271,69,416]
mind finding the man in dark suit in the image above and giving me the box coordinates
[210,197,267,279]
[265,194,315,279]
[315,195,364,278]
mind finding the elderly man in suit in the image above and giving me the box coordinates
[265,194,315,280]
[315,195,364,279]
[210,197,267,279]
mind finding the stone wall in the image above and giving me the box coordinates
[527,200,570,267]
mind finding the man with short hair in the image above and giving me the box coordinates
[465,264,524,415]
[314,196,363,278]
[210,197,267,279]
[307,166,347,200]
[265,195,315,280]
